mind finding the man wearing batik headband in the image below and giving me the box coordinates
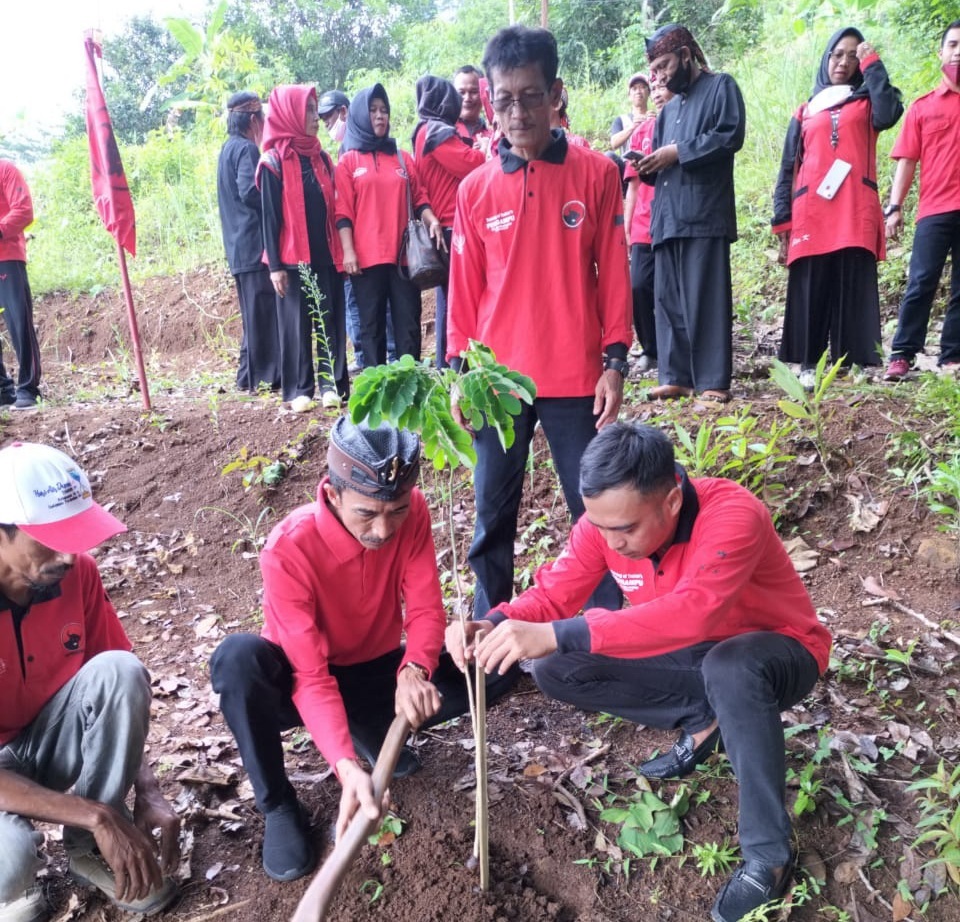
[0,442,179,920]
[211,417,515,883]
[636,23,746,404]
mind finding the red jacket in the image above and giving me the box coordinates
[447,134,632,397]
[335,149,429,269]
[491,474,831,673]
[260,481,445,768]
[0,555,132,745]
[412,130,484,227]
[0,160,34,263]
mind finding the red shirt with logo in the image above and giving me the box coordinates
[0,554,131,745]
[0,160,34,264]
[447,133,632,397]
[334,149,429,269]
[490,474,831,672]
[624,119,657,246]
[890,82,960,221]
[259,481,445,769]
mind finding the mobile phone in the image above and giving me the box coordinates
[624,150,643,162]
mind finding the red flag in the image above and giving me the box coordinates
[84,33,136,257]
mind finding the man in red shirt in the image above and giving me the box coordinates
[447,25,632,622]
[447,423,830,922]
[883,20,960,381]
[0,161,41,410]
[210,418,514,883]
[454,65,492,142]
[0,443,179,921]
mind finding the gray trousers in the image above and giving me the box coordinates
[654,236,733,391]
[0,651,151,902]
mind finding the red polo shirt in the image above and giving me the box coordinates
[0,160,34,264]
[447,134,632,397]
[891,81,960,221]
[624,120,656,246]
[334,149,429,269]
[259,481,445,769]
[0,554,131,745]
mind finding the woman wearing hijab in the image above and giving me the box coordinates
[257,84,348,408]
[772,28,902,388]
[336,84,443,366]
[412,75,485,368]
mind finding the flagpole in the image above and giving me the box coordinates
[116,242,151,410]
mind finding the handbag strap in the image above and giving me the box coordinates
[396,150,415,223]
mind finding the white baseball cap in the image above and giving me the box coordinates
[0,442,127,553]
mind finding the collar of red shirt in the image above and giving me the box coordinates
[650,465,700,567]
[312,477,366,564]
[935,79,960,96]
[498,128,568,174]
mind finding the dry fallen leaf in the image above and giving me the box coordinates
[860,575,902,601]
[783,537,819,573]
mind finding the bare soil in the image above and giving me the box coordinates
[2,268,959,922]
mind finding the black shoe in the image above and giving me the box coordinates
[0,392,14,407]
[351,728,422,779]
[13,395,37,410]
[262,800,316,882]
[638,725,722,779]
[711,858,794,922]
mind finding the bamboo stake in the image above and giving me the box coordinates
[474,657,489,890]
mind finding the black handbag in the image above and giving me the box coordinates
[396,150,448,290]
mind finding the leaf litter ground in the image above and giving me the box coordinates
[2,271,959,922]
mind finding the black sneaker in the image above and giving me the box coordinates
[13,395,37,410]
[262,800,316,882]
[350,726,421,779]
[711,858,794,922]
[0,392,15,407]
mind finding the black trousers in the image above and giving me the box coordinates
[234,268,280,392]
[275,263,347,402]
[351,264,422,365]
[780,247,882,368]
[654,237,732,391]
[630,243,656,357]
[210,634,518,813]
[0,260,41,401]
[533,631,820,866]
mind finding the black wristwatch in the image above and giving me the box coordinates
[883,203,902,218]
[603,356,629,377]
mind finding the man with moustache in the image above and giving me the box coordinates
[447,422,830,922]
[0,442,179,921]
[636,24,746,403]
[210,418,515,883]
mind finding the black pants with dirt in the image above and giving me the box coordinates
[351,264,421,366]
[532,631,820,867]
[210,634,518,813]
[0,260,41,402]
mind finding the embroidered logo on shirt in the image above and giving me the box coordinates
[395,168,408,179]
[452,232,466,255]
[60,623,83,652]
[610,569,644,592]
[352,167,368,178]
[562,200,586,228]
[485,210,515,233]
[0,658,6,677]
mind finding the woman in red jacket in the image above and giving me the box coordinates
[257,85,347,408]
[772,28,902,389]
[412,75,485,368]
[336,84,443,366]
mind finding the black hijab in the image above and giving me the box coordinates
[341,83,398,154]
[811,27,867,99]
[412,75,464,156]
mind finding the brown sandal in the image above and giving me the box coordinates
[697,390,732,404]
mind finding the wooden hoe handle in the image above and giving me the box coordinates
[290,715,412,922]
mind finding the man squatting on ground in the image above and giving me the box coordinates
[447,423,832,922]
[447,25,632,621]
[0,442,180,922]
[211,418,516,882]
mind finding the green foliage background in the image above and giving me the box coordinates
[11,0,955,306]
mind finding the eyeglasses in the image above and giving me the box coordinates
[829,51,859,64]
[491,91,547,114]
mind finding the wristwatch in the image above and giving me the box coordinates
[883,203,902,218]
[403,661,429,680]
[603,356,630,377]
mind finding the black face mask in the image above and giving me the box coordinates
[666,53,693,94]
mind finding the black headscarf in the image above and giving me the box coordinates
[412,75,464,156]
[811,27,867,99]
[341,83,398,155]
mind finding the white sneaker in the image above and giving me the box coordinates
[634,354,658,375]
[798,368,816,392]
[321,390,342,409]
[0,890,48,922]
[70,853,177,915]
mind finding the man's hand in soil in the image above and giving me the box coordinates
[92,804,168,903]
[395,665,441,728]
[444,619,496,672]
[475,621,557,675]
[335,758,387,842]
[133,764,181,874]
